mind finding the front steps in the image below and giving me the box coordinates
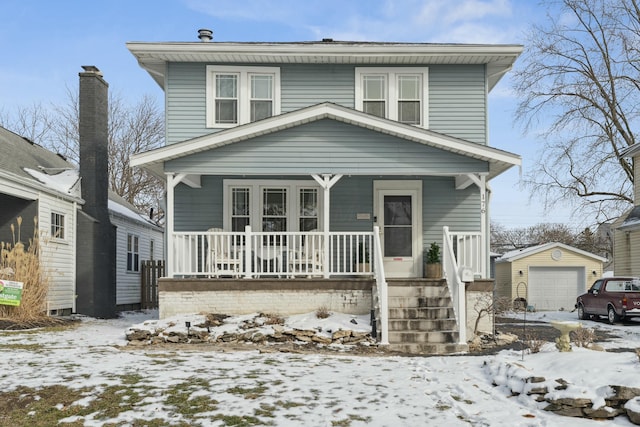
[384,279,468,355]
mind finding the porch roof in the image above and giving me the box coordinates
[131,103,521,181]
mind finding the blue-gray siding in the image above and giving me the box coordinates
[173,175,480,262]
[165,63,487,145]
[166,119,487,175]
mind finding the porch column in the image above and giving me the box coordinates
[166,173,177,277]
[312,173,343,278]
[479,175,487,278]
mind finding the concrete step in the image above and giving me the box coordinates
[388,318,457,331]
[387,284,450,298]
[388,330,459,344]
[388,296,452,308]
[387,342,468,355]
[388,307,454,319]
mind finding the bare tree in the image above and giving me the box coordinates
[0,103,54,144]
[491,222,578,252]
[513,0,640,225]
[1,90,165,221]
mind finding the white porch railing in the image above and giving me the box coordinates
[171,226,377,278]
[442,226,483,345]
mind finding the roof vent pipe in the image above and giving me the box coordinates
[198,28,213,42]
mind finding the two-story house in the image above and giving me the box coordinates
[129,31,522,353]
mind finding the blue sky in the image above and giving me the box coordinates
[0,0,576,229]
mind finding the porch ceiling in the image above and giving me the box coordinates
[131,103,521,181]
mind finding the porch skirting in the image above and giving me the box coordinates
[158,278,374,319]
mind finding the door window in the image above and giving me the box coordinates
[383,195,412,257]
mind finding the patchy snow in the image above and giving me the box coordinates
[23,167,81,198]
[1,309,639,426]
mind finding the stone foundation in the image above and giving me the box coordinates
[158,278,373,319]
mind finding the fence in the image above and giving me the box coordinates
[141,259,165,309]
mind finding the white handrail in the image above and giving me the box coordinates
[372,226,389,345]
[443,226,466,344]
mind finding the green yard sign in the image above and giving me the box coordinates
[0,280,23,306]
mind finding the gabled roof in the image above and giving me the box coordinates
[0,126,81,201]
[127,40,523,92]
[497,242,607,263]
[131,102,521,180]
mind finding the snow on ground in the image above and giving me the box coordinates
[0,309,639,426]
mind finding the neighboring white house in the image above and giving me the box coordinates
[0,124,164,315]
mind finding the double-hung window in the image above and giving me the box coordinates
[50,212,65,240]
[127,234,140,272]
[207,66,280,128]
[355,67,428,127]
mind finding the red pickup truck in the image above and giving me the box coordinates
[576,277,640,324]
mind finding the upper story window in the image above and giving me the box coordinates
[355,67,428,127]
[206,66,280,128]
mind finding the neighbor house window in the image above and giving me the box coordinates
[127,234,139,272]
[207,66,280,128]
[355,67,428,126]
[262,188,287,232]
[50,212,65,240]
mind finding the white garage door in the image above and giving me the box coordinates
[528,266,585,311]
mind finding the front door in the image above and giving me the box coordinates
[374,181,422,278]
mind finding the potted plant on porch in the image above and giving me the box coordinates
[425,242,442,278]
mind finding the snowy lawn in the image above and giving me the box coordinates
[0,309,639,426]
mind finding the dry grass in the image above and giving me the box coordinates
[0,217,50,322]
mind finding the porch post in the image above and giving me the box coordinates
[479,175,487,278]
[312,173,343,278]
[166,173,177,277]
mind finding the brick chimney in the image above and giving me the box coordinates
[76,66,117,318]
[79,66,109,220]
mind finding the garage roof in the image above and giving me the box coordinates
[497,242,607,263]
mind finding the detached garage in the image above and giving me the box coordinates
[495,242,607,311]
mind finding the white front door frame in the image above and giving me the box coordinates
[373,180,423,278]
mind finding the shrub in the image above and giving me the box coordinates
[571,327,596,348]
[524,333,545,354]
[315,306,331,319]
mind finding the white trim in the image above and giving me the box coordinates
[223,179,322,232]
[355,67,429,128]
[206,65,281,128]
[373,180,423,278]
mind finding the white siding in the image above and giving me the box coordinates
[111,213,164,306]
[38,193,77,312]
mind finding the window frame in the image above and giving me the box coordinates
[223,180,322,233]
[355,67,429,127]
[127,233,140,273]
[206,65,281,128]
[50,212,66,241]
